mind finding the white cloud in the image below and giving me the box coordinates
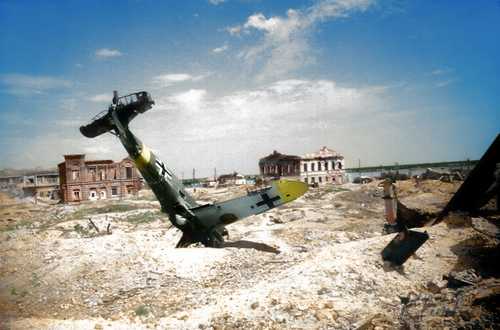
[208,0,225,5]
[435,79,456,88]
[94,48,123,59]
[1,77,466,176]
[430,68,453,76]
[152,79,382,138]
[152,73,208,87]
[228,0,375,80]
[83,145,112,155]
[212,44,229,53]
[168,89,207,111]
[0,73,72,95]
[89,93,112,103]
[227,25,242,36]
[137,78,393,174]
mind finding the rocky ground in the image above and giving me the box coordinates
[0,180,498,329]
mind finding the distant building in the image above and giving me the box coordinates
[301,146,345,185]
[0,175,23,189]
[259,146,345,185]
[258,151,301,178]
[218,172,247,186]
[21,172,60,199]
[58,154,142,203]
[0,171,60,199]
[202,177,218,188]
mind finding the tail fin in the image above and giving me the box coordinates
[80,91,154,138]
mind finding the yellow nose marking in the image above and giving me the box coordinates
[273,179,308,203]
[134,144,151,169]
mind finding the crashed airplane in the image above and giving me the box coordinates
[80,91,308,248]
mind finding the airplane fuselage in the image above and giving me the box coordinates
[80,91,308,248]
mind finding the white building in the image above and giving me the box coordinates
[300,146,345,185]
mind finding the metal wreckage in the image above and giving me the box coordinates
[381,133,499,265]
[80,91,308,248]
[80,91,500,265]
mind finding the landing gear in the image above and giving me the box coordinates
[202,227,226,248]
[175,226,228,248]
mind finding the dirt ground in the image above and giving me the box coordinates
[0,180,498,329]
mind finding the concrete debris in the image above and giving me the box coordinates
[0,180,499,329]
[420,168,464,182]
[444,269,482,288]
[400,277,500,329]
[353,176,373,184]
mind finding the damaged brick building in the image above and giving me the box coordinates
[58,154,142,203]
[259,146,345,185]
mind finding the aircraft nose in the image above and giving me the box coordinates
[274,179,308,203]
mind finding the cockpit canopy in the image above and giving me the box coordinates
[115,91,154,113]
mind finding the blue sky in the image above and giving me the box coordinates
[0,0,499,176]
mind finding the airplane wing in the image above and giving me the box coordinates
[190,180,308,229]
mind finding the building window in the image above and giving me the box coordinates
[319,176,323,183]
[338,162,343,170]
[99,170,106,181]
[318,162,322,171]
[303,163,308,172]
[325,162,329,171]
[100,190,106,199]
[73,190,80,200]
[311,163,315,171]
[88,167,96,181]
[304,177,308,183]
[126,167,133,179]
[111,187,118,196]
[89,190,97,200]
[71,170,80,181]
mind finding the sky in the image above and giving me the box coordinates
[0,0,499,177]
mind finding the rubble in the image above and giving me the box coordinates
[0,179,498,329]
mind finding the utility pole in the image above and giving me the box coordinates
[214,167,217,180]
[192,168,195,181]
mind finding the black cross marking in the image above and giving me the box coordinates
[256,193,281,209]
[155,160,172,179]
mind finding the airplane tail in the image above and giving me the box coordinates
[80,91,154,138]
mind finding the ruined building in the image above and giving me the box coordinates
[259,151,301,178]
[259,146,345,185]
[0,171,60,199]
[58,154,142,203]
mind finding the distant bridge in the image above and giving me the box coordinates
[345,159,478,181]
[346,159,478,173]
